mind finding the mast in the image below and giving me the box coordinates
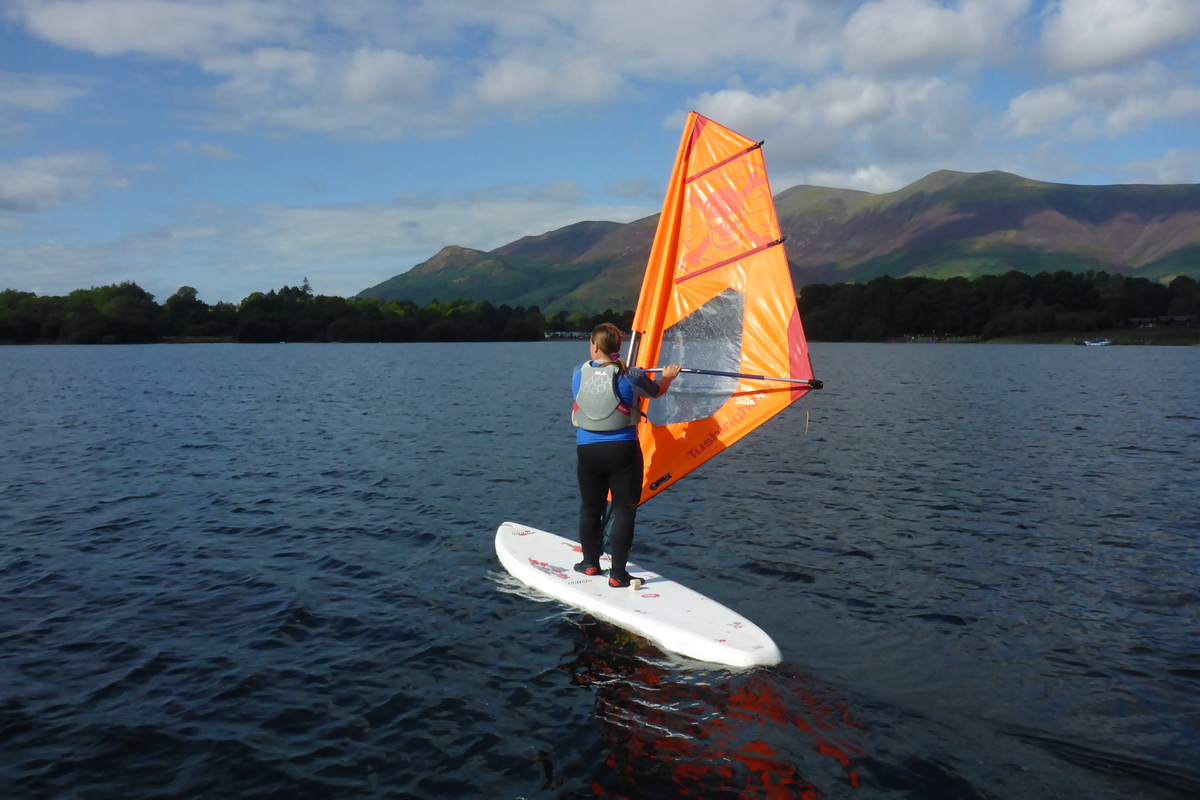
[630,113,704,376]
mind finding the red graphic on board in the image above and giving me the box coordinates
[529,558,570,580]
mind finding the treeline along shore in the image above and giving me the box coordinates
[0,281,629,345]
[2,270,1197,345]
[799,269,1198,342]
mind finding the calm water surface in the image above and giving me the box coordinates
[0,342,1197,799]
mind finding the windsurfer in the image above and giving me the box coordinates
[572,323,681,587]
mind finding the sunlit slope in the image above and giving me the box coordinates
[778,170,1200,285]
[358,171,1200,314]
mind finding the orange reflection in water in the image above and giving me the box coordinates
[558,621,867,799]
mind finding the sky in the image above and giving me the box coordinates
[2,0,1199,304]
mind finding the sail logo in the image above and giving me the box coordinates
[678,161,776,280]
[684,395,762,460]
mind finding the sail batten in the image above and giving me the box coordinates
[674,237,785,284]
[685,141,763,184]
[631,112,818,505]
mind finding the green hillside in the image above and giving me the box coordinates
[358,171,1200,314]
[358,244,608,309]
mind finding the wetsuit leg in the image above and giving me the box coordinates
[603,441,643,580]
[577,440,642,574]
[576,444,608,566]
[607,505,637,577]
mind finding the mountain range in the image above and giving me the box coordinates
[357,170,1200,314]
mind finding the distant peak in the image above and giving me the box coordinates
[408,245,491,276]
[908,169,1048,192]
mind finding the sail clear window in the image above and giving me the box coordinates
[647,288,745,427]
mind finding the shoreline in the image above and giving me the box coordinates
[5,329,1199,347]
[978,328,1199,346]
[873,328,1199,346]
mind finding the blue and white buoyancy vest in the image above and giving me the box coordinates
[572,362,639,431]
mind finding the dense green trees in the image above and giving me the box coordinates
[799,271,1199,341]
[2,270,1194,345]
[0,282,618,344]
[0,282,162,344]
[162,285,239,338]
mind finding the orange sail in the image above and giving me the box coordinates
[630,112,819,504]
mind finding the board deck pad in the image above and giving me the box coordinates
[496,521,781,668]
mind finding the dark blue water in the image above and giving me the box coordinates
[1,342,1197,799]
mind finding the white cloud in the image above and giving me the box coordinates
[186,1,848,136]
[199,46,451,138]
[340,48,438,107]
[1118,147,1200,183]
[1005,83,1082,137]
[1041,0,1200,74]
[13,0,294,58]
[560,0,844,77]
[203,47,324,99]
[0,71,89,112]
[1006,64,1200,139]
[424,0,843,79]
[0,152,126,212]
[844,0,1030,75]
[692,74,979,174]
[9,1,853,139]
[474,56,620,108]
[692,80,883,164]
[802,164,909,193]
[0,72,90,135]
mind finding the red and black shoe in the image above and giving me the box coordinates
[607,571,634,588]
[573,561,602,576]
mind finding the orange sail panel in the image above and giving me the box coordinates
[632,112,816,504]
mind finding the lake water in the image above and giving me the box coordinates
[0,341,1197,799]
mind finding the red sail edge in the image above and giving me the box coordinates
[631,112,817,504]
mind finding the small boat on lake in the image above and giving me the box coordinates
[1082,337,1111,346]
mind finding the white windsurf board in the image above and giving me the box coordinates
[495,521,781,668]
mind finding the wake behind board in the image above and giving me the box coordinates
[496,521,781,668]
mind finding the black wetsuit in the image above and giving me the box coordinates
[572,362,661,581]
[576,440,642,579]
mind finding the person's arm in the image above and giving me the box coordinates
[628,365,682,399]
[655,364,681,395]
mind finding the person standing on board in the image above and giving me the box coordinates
[572,323,681,587]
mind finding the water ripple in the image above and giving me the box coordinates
[0,342,1196,798]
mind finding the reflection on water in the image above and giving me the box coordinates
[550,621,1030,800]
[0,342,1197,799]
[558,621,865,799]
